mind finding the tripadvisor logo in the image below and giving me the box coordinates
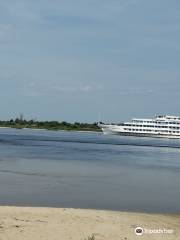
[135,227,144,236]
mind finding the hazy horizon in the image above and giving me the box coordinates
[0,0,180,122]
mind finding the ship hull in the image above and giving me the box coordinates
[101,127,180,139]
[115,132,180,139]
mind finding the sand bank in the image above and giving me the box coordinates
[0,206,179,240]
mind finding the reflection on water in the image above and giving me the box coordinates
[0,128,180,213]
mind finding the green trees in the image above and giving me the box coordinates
[0,118,101,132]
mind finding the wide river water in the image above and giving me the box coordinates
[0,128,180,213]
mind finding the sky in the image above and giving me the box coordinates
[0,0,180,122]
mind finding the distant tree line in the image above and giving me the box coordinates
[0,118,101,132]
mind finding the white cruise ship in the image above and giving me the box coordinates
[99,115,180,138]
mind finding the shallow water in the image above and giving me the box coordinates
[0,128,180,213]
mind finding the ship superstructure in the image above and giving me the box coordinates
[100,115,180,138]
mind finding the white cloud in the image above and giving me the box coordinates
[18,81,103,97]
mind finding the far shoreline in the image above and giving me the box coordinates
[0,125,102,133]
[0,118,102,132]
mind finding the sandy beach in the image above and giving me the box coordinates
[0,206,179,240]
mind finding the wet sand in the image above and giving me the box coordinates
[0,206,179,240]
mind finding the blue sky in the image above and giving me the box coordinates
[0,0,180,122]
